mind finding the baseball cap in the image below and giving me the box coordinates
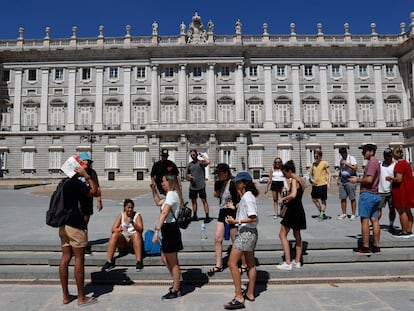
[214,163,230,174]
[160,149,169,156]
[383,148,393,157]
[233,171,253,183]
[359,143,377,151]
[338,147,348,154]
[79,152,92,161]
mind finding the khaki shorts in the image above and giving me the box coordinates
[59,225,87,248]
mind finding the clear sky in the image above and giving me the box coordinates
[1,0,413,39]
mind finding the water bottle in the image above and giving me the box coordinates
[201,222,207,240]
[224,223,231,241]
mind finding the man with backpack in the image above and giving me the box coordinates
[58,166,99,306]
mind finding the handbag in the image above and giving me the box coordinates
[279,203,288,218]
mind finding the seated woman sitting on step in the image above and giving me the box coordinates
[101,198,144,272]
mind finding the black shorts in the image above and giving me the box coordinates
[311,185,328,201]
[161,222,183,253]
[218,208,237,228]
[189,188,207,200]
[270,181,284,192]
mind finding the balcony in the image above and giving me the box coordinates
[250,123,264,128]
[386,121,403,127]
[359,122,376,128]
[303,122,320,128]
[75,125,93,130]
[20,126,38,131]
[275,122,292,128]
[47,125,65,131]
[0,126,11,131]
[104,124,121,130]
[331,122,348,128]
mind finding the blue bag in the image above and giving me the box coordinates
[143,229,161,256]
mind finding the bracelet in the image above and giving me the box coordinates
[154,227,160,231]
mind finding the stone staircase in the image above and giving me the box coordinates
[1,239,414,285]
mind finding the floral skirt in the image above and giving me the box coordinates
[233,226,258,251]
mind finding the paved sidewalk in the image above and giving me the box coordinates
[0,281,413,310]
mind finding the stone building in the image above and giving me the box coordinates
[0,12,413,181]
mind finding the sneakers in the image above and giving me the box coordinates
[353,246,371,255]
[388,226,396,234]
[161,289,181,300]
[336,214,347,220]
[101,261,115,272]
[191,215,198,221]
[204,216,211,223]
[349,215,357,221]
[276,262,292,271]
[370,245,381,254]
[292,260,302,269]
[273,214,279,219]
[136,261,144,272]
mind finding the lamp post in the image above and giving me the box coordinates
[295,127,307,177]
[82,128,101,160]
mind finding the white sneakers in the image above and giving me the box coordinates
[349,215,357,221]
[337,214,347,220]
[276,260,301,271]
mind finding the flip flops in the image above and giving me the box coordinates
[78,296,98,307]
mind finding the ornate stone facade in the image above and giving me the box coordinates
[0,12,413,180]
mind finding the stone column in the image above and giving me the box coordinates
[291,64,302,128]
[39,68,49,131]
[235,63,245,122]
[150,65,159,123]
[178,64,187,122]
[122,66,131,130]
[373,64,385,127]
[319,65,330,128]
[95,67,104,130]
[263,65,274,128]
[11,69,22,131]
[346,65,358,127]
[66,67,76,131]
[206,63,216,122]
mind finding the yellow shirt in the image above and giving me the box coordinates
[310,160,330,186]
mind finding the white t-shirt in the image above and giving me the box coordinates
[379,161,395,193]
[236,191,258,229]
[162,190,180,223]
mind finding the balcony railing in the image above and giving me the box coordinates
[386,121,403,127]
[275,122,292,128]
[47,125,65,131]
[20,126,38,131]
[331,122,348,128]
[359,122,376,128]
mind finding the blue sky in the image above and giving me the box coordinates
[1,0,413,39]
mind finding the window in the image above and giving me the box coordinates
[359,65,368,77]
[136,67,146,78]
[221,66,230,76]
[193,66,202,77]
[161,104,177,123]
[248,104,263,126]
[249,149,262,167]
[133,104,147,125]
[23,106,38,127]
[274,97,291,127]
[278,147,291,163]
[0,151,7,170]
[105,151,118,169]
[28,69,37,81]
[78,105,93,128]
[218,104,234,123]
[49,151,62,169]
[22,151,34,170]
[190,104,206,123]
[54,68,64,80]
[134,150,146,168]
[1,69,10,82]
[109,67,118,79]
[277,65,286,77]
[165,67,174,77]
[105,104,121,129]
[0,105,12,130]
[303,98,319,127]
[221,149,233,167]
[357,97,374,125]
[330,97,347,127]
[385,96,401,126]
[304,65,313,77]
[386,65,394,77]
[50,106,65,128]
[249,66,257,77]
[82,68,91,80]
[331,65,340,77]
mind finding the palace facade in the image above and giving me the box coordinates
[0,12,414,181]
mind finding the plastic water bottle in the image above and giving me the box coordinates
[201,222,207,240]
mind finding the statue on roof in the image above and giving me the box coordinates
[187,11,207,44]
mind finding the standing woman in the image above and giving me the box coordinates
[224,171,259,310]
[265,157,285,219]
[208,163,239,276]
[151,174,184,300]
[386,145,414,237]
[276,160,306,271]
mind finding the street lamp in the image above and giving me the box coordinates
[82,128,101,160]
[295,127,308,177]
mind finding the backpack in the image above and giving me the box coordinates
[46,179,70,227]
[171,202,192,229]
[143,230,161,256]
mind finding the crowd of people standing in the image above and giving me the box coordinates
[53,145,414,309]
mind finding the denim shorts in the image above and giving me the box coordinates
[358,192,381,218]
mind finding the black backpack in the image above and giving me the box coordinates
[170,202,192,229]
[46,179,70,227]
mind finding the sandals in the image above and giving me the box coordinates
[207,266,224,276]
[239,266,248,275]
[224,298,245,310]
